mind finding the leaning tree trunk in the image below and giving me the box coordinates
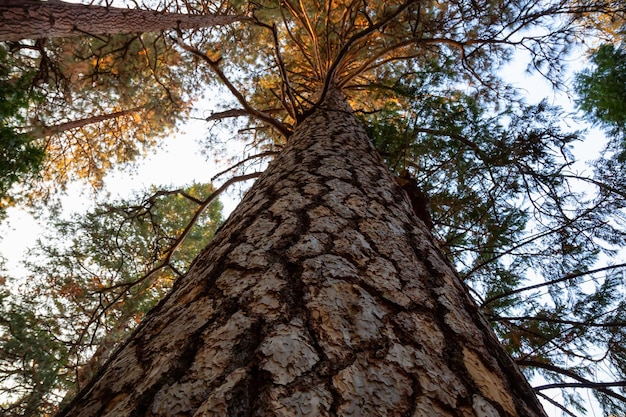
[0,0,245,42]
[58,87,547,417]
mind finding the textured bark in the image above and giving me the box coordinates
[58,88,547,416]
[0,0,245,42]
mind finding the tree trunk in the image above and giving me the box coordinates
[0,0,246,42]
[57,87,547,417]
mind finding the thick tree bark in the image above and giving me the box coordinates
[0,0,246,42]
[58,87,547,416]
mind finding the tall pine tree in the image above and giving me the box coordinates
[2,0,625,415]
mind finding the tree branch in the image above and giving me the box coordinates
[37,107,144,137]
[535,392,578,417]
[490,314,626,328]
[270,22,300,119]
[205,109,249,122]
[482,262,626,307]
[251,16,301,119]
[211,151,277,181]
[313,0,419,114]
[92,171,263,295]
[173,36,293,138]
[563,174,626,199]
[535,381,626,391]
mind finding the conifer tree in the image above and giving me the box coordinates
[2,0,626,415]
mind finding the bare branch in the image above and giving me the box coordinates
[519,359,626,404]
[464,204,600,280]
[563,174,626,199]
[252,16,301,119]
[535,381,626,391]
[338,39,417,87]
[270,22,300,119]
[211,151,277,181]
[491,314,626,328]
[205,108,249,122]
[535,392,579,417]
[278,1,321,81]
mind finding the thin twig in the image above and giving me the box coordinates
[535,392,578,417]
[211,151,277,181]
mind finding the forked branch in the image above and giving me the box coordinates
[173,35,293,138]
[314,0,419,110]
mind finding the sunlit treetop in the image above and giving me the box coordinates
[179,0,621,144]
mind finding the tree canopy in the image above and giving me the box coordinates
[2,32,195,204]
[1,0,626,415]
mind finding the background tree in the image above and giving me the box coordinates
[1,0,242,204]
[0,183,223,416]
[575,42,626,160]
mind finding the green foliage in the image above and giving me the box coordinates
[365,74,581,278]
[0,183,222,414]
[0,277,70,416]
[362,67,626,414]
[0,46,44,215]
[575,43,626,161]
